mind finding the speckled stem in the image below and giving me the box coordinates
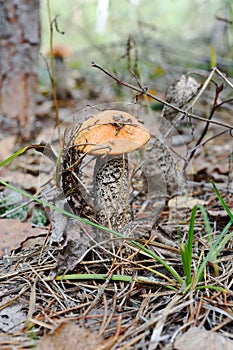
[94,155,133,230]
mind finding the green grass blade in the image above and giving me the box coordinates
[55,273,177,290]
[198,204,219,274]
[196,285,229,293]
[130,240,183,284]
[194,219,232,285]
[180,243,191,285]
[56,273,132,282]
[180,205,198,287]
[180,203,223,289]
[187,205,197,257]
[0,144,57,168]
[0,146,30,167]
[212,180,233,221]
[198,204,213,243]
[213,230,233,259]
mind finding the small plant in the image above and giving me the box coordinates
[180,203,232,293]
[32,208,48,226]
[0,192,28,220]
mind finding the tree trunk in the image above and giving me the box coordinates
[0,0,40,142]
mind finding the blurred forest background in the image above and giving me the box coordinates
[39,0,233,96]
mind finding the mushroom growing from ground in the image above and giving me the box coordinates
[73,109,150,230]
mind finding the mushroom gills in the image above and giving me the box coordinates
[94,156,133,229]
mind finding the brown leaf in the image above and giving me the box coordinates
[55,220,93,273]
[36,322,106,350]
[168,195,206,210]
[207,209,229,218]
[0,219,47,256]
[0,136,16,162]
[2,171,40,192]
[174,327,233,350]
[160,74,200,134]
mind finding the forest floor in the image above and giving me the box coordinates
[0,60,233,350]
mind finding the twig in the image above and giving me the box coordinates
[185,67,217,112]
[148,294,182,350]
[52,15,65,35]
[82,275,112,319]
[185,83,224,168]
[91,62,233,131]
[215,16,232,25]
[47,1,63,147]
[215,66,233,89]
[30,265,66,310]
[187,128,231,156]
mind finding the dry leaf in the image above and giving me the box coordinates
[175,327,233,350]
[0,219,46,256]
[0,298,26,332]
[50,198,69,246]
[0,135,16,162]
[2,171,40,192]
[144,137,186,198]
[36,322,106,350]
[161,74,200,126]
[55,220,93,273]
[207,209,229,218]
[168,195,206,210]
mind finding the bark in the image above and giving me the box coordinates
[0,0,40,141]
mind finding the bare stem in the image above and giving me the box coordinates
[185,67,216,112]
[47,0,62,147]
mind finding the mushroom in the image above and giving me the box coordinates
[52,44,72,59]
[74,109,150,230]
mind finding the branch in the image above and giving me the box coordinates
[91,62,233,131]
[185,83,224,169]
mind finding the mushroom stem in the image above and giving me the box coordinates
[94,155,133,230]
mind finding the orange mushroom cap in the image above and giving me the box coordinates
[75,110,150,155]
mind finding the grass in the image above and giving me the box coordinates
[1,146,233,295]
[1,146,233,349]
[180,204,232,293]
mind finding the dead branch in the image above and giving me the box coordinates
[91,62,233,131]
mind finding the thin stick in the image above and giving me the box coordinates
[185,83,224,168]
[185,67,217,112]
[215,66,233,89]
[47,0,62,147]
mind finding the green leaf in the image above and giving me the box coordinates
[194,219,232,285]
[0,146,30,168]
[212,180,233,221]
